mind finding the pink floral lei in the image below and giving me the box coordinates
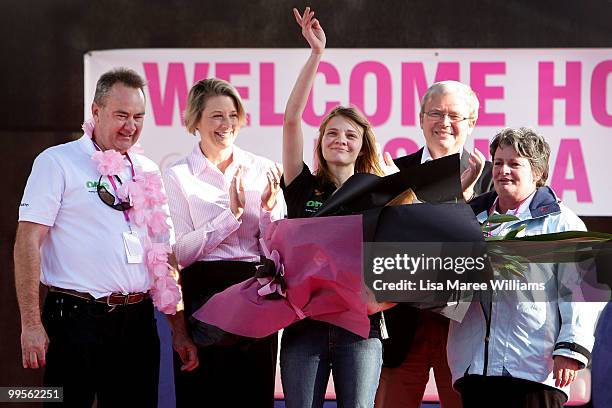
[83,119,181,314]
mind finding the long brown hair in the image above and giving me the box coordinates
[314,105,384,187]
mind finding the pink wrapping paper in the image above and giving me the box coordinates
[191,215,370,339]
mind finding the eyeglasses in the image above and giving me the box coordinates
[97,175,132,211]
[424,111,472,123]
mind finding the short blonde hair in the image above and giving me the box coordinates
[183,78,246,134]
[420,80,480,123]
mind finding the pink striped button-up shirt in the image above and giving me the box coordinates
[163,144,285,268]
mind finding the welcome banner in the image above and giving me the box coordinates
[84,49,612,215]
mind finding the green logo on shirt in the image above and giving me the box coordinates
[306,200,323,209]
[86,180,110,189]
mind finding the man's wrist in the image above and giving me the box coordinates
[166,311,188,332]
[21,316,43,329]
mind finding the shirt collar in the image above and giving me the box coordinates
[514,191,536,218]
[421,145,464,164]
[491,190,536,218]
[78,134,136,179]
[78,134,97,156]
[79,134,136,174]
[187,143,244,176]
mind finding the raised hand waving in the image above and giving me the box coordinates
[293,7,326,54]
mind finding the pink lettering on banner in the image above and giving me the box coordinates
[401,62,460,126]
[591,60,612,127]
[538,61,581,126]
[215,63,250,99]
[470,62,505,126]
[473,139,491,160]
[193,63,210,82]
[260,63,283,126]
[550,139,592,202]
[143,63,210,126]
[348,61,391,126]
[304,61,341,126]
[383,137,420,158]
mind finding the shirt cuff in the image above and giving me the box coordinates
[553,342,591,368]
[211,209,242,234]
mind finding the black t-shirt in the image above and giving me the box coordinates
[280,163,336,219]
[280,162,381,339]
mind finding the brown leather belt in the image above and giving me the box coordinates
[48,286,149,306]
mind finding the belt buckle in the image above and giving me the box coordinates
[106,295,115,312]
[105,292,143,310]
[106,293,123,312]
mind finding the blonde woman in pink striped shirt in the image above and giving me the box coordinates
[163,78,284,408]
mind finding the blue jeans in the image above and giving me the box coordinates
[280,319,382,408]
[592,302,612,408]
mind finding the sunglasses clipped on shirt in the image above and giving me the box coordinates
[97,175,132,211]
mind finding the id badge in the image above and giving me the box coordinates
[122,231,144,264]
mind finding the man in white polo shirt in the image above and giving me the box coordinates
[14,68,197,407]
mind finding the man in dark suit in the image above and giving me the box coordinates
[375,80,493,408]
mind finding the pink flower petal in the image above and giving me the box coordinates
[82,118,96,138]
[92,150,125,176]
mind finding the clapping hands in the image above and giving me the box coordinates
[261,163,283,211]
[230,166,246,219]
[461,148,486,201]
[377,143,400,175]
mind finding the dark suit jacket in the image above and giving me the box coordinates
[382,147,493,367]
[394,147,493,198]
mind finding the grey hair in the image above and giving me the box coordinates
[490,127,551,187]
[420,80,480,122]
[93,68,146,106]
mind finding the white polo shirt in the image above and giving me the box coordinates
[19,135,169,298]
